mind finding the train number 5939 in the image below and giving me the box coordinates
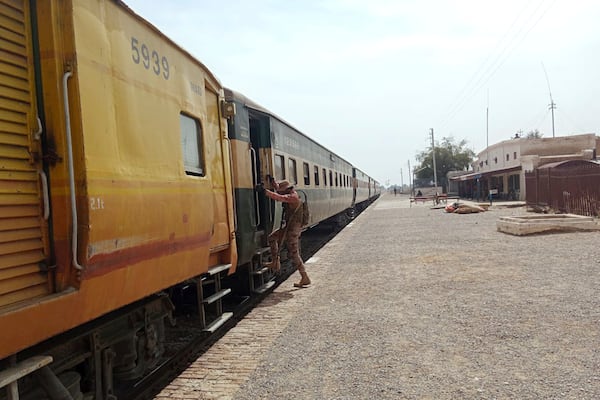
[131,37,170,80]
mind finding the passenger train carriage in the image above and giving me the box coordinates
[1,1,237,398]
[0,1,378,399]
[225,89,362,283]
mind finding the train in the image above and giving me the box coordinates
[0,1,380,399]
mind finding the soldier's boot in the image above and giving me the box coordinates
[267,256,280,273]
[293,271,311,288]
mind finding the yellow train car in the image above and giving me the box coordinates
[0,0,236,398]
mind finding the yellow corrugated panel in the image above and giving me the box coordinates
[0,82,29,102]
[0,95,29,112]
[0,284,47,307]
[0,14,24,37]
[0,59,27,79]
[0,204,38,218]
[0,193,38,206]
[0,249,41,270]
[0,106,26,123]
[0,0,49,306]
[0,158,33,171]
[0,71,28,91]
[0,271,46,295]
[0,143,29,159]
[0,216,39,231]
[0,238,42,256]
[0,263,39,280]
[0,1,23,19]
[0,227,39,243]
[0,178,38,194]
[0,169,34,181]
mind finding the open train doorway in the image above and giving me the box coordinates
[249,113,270,234]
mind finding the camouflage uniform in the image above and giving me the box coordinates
[265,180,310,287]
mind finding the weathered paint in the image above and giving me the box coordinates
[0,0,237,359]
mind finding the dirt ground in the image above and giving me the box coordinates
[233,193,600,399]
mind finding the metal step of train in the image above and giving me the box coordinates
[249,247,276,294]
[198,263,233,333]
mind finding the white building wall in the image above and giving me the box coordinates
[468,133,597,201]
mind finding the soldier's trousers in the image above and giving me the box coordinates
[268,222,305,272]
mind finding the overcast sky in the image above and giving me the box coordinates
[124,0,600,186]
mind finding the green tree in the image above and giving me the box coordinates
[525,129,543,139]
[415,136,475,190]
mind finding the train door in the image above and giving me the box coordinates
[248,113,270,234]
[0,0,51,307]
[206,87,230,249]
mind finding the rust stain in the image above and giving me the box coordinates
[83,232,213,279]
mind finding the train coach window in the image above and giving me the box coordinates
[180,113,204,176]
[303,162,310,186]
[314,166,320,186]
[274,155,285,180]
[288,158,298,184]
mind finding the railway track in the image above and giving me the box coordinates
[123,224,342,400]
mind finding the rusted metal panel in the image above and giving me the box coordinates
[526,161,600,216]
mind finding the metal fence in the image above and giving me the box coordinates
[525,160,600,217]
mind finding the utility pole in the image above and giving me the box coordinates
[400,168,403,193]
[430,128,437,191]
[408,160,413,196]
[549,100,556,138]
[487,105,490,204]
[543,63,556,138]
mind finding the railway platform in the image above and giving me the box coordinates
[155,193,600,399]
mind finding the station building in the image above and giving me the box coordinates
[449,133,599,201]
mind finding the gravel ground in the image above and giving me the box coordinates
[233,194,600,400]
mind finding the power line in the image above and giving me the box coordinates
[437,0,556,131]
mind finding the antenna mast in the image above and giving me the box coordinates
[542,62,556,138]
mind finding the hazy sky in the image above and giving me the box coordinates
[124,0,600,186]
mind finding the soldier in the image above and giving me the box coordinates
[262,176,311,288]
